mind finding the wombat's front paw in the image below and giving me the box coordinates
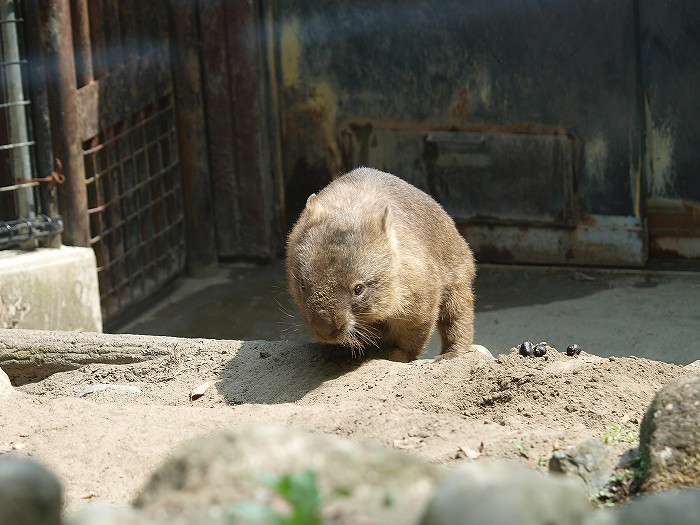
[433,350,460,363]
[386,348,412,363]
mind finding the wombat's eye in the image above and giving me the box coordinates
[353,283,365,296]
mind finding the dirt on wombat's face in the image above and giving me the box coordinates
[285,167,476,362]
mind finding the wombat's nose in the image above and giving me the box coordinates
[310,310,344,340]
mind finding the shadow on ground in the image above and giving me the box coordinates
[216,340,363,404]
[115,261,700,365]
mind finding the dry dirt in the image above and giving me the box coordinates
[0,337,695,515]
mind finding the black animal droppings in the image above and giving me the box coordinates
[519,341,534,357]
[566,344,582,356]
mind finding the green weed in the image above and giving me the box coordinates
[600,423,639,445]
[228,469,323,525]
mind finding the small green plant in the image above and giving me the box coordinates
[228,469,323,525]
[513,442,529,459]
[592,449,646,507]
[593,468,634,506]
[537,455,548,468]
[600,423,639,445]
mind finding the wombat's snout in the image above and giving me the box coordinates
[309,309,346,342]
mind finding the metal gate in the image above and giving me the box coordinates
[40,0,194,322]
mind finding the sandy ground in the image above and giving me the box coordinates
[1,334,695,514]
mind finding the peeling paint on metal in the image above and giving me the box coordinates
[280,17,301,87]
[281,81,342,225]
[583,133,609,185]
[283,82,341,175]
[467,67,492,114]
[449,68,492,123]
[644,99,676,198]
[460,214,646,266]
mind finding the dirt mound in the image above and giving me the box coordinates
[1,333,693,512]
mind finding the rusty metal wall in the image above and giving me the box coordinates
[640,0,700,259]
[271,0,650,265]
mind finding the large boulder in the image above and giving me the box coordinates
[613,488,700,525]
[65,504,156,525]
[419,459,593,525]
[639,375,700,491]
[134,426,443,525]
[0,456,62,525]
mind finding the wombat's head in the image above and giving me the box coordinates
[285,194,401,353]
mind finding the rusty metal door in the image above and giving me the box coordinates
[272,0,648,267]
[197,0,282,260]
[40,0,215,322]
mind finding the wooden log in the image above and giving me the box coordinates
[0,329,229,384]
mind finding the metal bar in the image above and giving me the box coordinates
[71,0,94,87]
[0,59,28,67]
[40,0,90,246]
[0,140,34,151]
[0,1,35,218]
[0,100,30,108]
[0,181,38,192]
[23,0,60,227]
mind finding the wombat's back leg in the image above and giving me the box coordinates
[437,278,475,357]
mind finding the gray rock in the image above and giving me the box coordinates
[419,459,593,525]
[134,426,444,525]
[65,504,155,525]
[614,488,700,525]
[639,375,700,491]
[582,509,617,525]
[0,366,12,400]
[0,455,62,525]
[549,438,614,495]
[471,344,495,360]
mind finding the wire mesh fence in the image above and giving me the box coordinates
[83,96,184,321]
[0,0,61,249]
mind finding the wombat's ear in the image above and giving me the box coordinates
[378,206,398,249]
[380,205,392,233]
[370,206,394,236]
[304,193,326,223]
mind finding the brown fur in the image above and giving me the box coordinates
[285,167,476,362]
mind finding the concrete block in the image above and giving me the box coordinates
[0,247,102,332]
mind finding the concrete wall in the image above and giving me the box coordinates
[0,247,102,332]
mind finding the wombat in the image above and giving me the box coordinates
[285,167,476,362]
